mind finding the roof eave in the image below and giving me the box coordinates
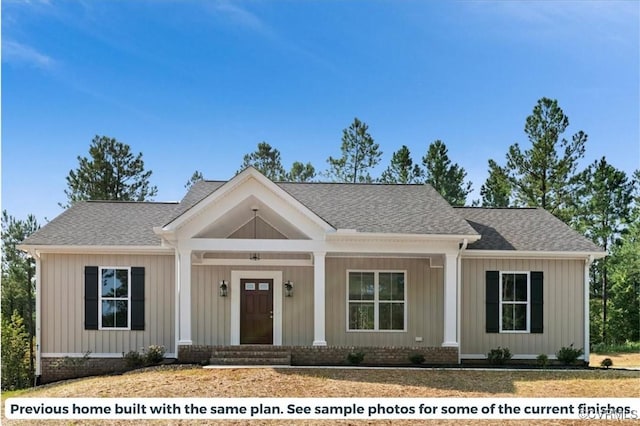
[328,231,481,242]
[17,244,174,255]
[462,249,606,260]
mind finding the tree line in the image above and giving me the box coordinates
[2,97,638,390]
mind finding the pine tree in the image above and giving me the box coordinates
[480,159,512,207]
[63,135,157,207]
[379,145,423,184]
[286,161,316,182]
[573,158,635,343]
[422,140,472,206]
[506,98,587,222]
[185,170,204,190]
[239,142,287,180]
[326,117,382,183]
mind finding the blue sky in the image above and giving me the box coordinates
[2,0,639,223]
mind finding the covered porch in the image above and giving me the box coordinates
[153,168,477,364]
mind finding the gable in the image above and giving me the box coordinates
[226,216,287,240]
[161,168,334,241]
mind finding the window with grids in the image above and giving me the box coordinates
[348,271,406,331]
[500,272,529,332]
[99,267,130,329]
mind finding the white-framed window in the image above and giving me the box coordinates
[500,271,530,333]
[347,270,406,332]
[99,267,131,330]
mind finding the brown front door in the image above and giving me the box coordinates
[240,279,274,344]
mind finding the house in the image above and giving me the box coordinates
[20,167,605,383]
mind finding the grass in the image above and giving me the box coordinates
[591,341,640,354]
[590,351,640,368]
[2,365,639,425]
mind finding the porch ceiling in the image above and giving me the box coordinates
[194,195,310,240]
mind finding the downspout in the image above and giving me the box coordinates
[32,250,42,385]
[456,239,468,364]
[584,255,594,364]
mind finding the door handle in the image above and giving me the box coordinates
[269,310,273,319]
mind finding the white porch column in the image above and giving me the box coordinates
[177,247,193,345]
[312,251,327,346]
[442,252,458,347]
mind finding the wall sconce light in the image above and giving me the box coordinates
[284,280,293,297]
[219,280,228,297]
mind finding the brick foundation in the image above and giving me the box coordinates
[40,357,127,384]
[40,346,459,383]
[177,345,216,364]
[178,345,459,366]
[290,346,458,365]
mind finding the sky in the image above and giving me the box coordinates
[2,0,639,223]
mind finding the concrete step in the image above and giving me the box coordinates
[211,350,290,359]
[209,356,291,366]
[209,346,292,366]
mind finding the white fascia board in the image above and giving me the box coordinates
[462,249,607,260]
[17,245,174,255]
[329,232,480,243]
[162,167,334,235]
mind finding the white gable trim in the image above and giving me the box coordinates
[159,167,334,240]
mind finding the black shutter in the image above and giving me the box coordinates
[530,271,543,333]
[85,266,99,330]
[486,270,500,333]
[131,267,145,330]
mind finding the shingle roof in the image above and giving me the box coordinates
[279,182,477,235]
[176,181,478,235]
[21,178,603,255]
[170,180,225,221]
[456,207,603,252]
[22,201,178,246]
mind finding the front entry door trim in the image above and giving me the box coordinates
[231,270,282,345]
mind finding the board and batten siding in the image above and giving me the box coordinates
[191,265,314,345]
[325,257,443,347]
[40,253,175,355]
[460,258,585,357]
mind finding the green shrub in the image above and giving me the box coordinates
[487,347,512,365]
[556,344,584,365]
[347,351,365,365]
[1,312,32,390]
[536,354,549,368]
[409,353,425,365]
[123,350,145,368]
[144,345,165,365]
[600,358,613,369]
